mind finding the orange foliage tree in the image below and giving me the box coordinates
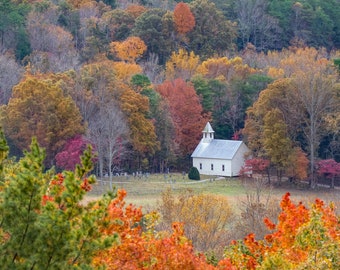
[221,192,340,269]
[126,4,147,19]
[286,147,309,181]
[93,189,215,270]
[174,2,195,35]
[110,36,147,63]
[156,78,209,157]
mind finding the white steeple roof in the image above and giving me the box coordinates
[202,122,214,142]
[202,122,214,133]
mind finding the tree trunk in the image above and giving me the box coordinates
[309,113,317,189]
[330,176,335,189]
[108,141,113,190]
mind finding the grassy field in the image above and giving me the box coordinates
[85,173,340,213]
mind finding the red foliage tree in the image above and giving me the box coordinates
[156,78,209,157]
[317,159,340,188]
[239,157,270,178]
[55,135,93,171]
[174,2,196,34]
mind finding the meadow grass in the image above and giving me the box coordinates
[85,173,340,213]
[86,174,244,208]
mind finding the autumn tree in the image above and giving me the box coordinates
[110,36,147,63]
[55,135,92,171]
[1,75,84,165]
[196,56,255,81]
[157,189,233,258]
[286,147,309,182]
[323,111,340,161]
[165,48,200,80]
[198,57,264,138]
[112,61,143,83]
[73,60,118,124]
[221,192,340,269]
[93,189,215,269]
[243,78,302,157]
[193,57,267,139]
[317,159,340,189]
[119,85,159,169]
[275,47,339,187]
[126,4,147,19]
[243,74,322,184]
[263,108,292,182]
[174,2,195,35]
[239,157,271,183]
[156,78,208,160]
[136,77,176,173]
[73,60,158,171]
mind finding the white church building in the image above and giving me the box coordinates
[191,122,249,177]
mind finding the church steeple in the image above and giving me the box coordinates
[202,122,214,142]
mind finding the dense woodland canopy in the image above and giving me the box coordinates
[0,0,340,186]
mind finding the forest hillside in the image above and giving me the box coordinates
[0,0,339,188]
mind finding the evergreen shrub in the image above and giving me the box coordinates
[188,166,200,180]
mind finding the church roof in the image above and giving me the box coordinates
[191,139,243,160]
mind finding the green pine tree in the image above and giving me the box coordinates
[0,138,117,269]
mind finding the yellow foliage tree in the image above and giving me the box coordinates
[1,74,84,164]
[196,56,255,81]
[267,67,285,79]
[112,61,142,83]
[277,47,338,187]
[110,36,147,63]
[119,86,159,156]
[157,189,233,257]
[165,48,200,80]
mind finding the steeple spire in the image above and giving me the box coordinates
[202,122,214,142]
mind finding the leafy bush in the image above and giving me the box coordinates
[157,189,233,258]
[188,166,200,180]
